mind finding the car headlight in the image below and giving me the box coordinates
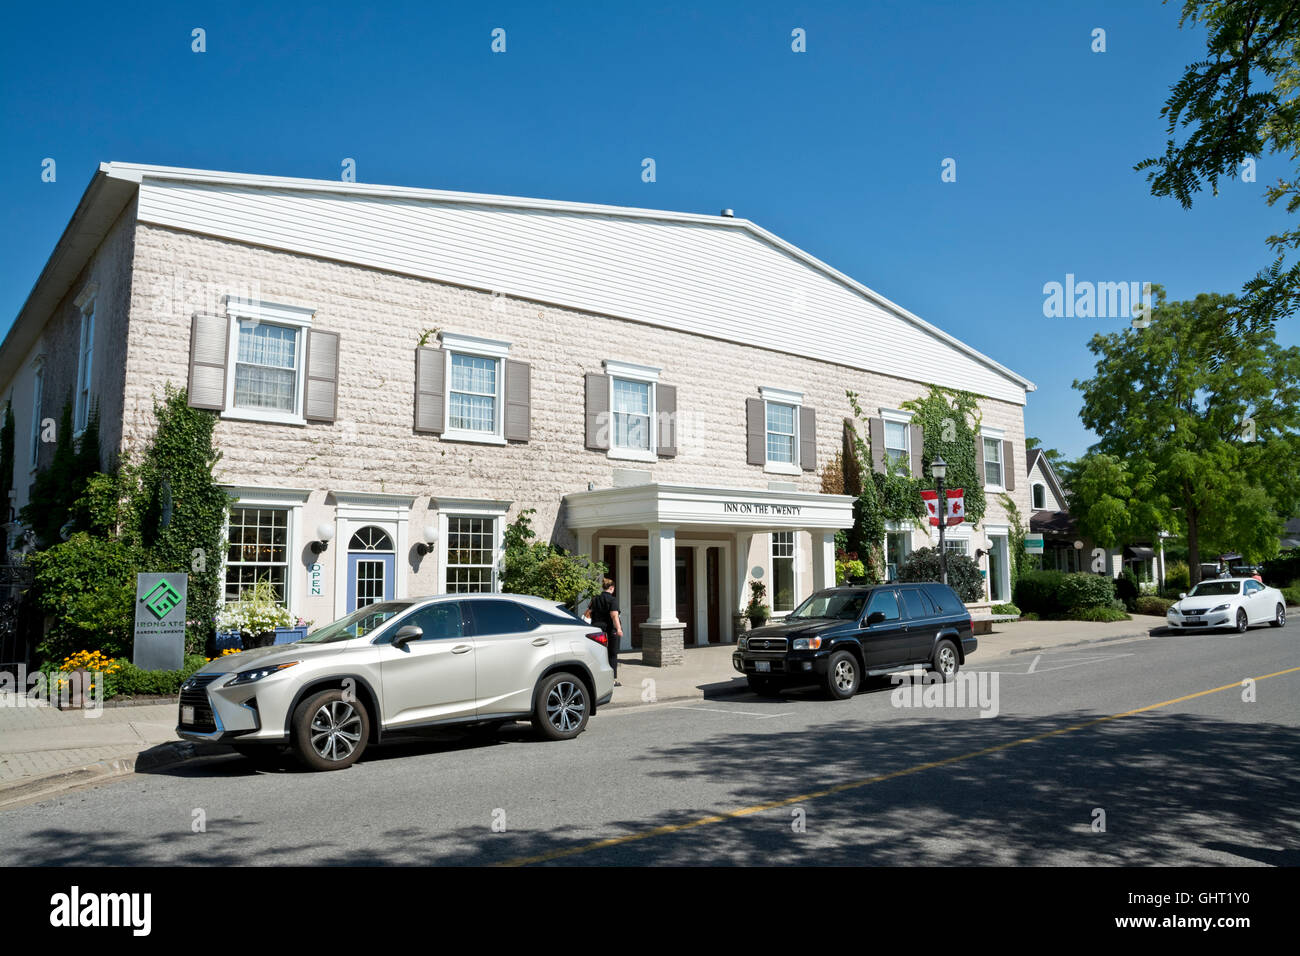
[792,637,822,650]
[226,661,300,686]
[738,637,747,651]
[1211,604,1230,612]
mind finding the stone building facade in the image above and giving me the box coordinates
[0,164,1036,664]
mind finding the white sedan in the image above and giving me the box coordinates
[1166,578,1287,632]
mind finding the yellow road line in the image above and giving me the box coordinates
[498,666,1300,866]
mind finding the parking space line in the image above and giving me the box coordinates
[498,664,1300,867]
[665,705,792,719]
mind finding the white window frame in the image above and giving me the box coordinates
[1031,482,1047,510]
[880,407,914,476]
[28,361,44,473]
[883,521,913,582]
[981,427,1006,491]
[220,486,310,617]
[222,298,316,426]
[441,332,510,445]
[73,284,97,436]
[760,386,803,475]
[605,359,660,462]
[434,497,510,593]
[769,530,798,616]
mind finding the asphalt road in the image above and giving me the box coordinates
[2,621,1297,866]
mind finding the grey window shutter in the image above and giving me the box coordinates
[585,373,609,450]
[1002,440,1016,491]
[799,406,816,471]
[868,417,886,474]
[303,330,339,423]
[415,347,445,434]
[504,359,530,442]
[187,312,229,410]
[975,435,986,485]
[746,398,765,465]
[657,384,677,457]
[908,423,924,478]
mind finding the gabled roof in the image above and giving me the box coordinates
[3,163,1036,403]
[1026,447,1069,506]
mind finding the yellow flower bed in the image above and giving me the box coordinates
[53,650,122,691]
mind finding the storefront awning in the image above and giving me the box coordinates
[1124,546,1155,561]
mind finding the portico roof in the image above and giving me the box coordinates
[563,483,854,533]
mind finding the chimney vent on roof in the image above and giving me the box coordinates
[720,208,734,218]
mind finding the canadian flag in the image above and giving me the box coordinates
[921,489,965,527]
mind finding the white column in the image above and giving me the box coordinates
[646,524,680,626]
[811,529,836,590]
[734,532,754,609]
[576,530,594,560]
[617,543,632,651]
[694,545,708,645]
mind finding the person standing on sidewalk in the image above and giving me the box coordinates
[585,577,623,686]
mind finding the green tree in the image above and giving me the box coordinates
[1074,289,1300,584]
[1137,1,1300,327]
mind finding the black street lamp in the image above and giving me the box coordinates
[931,456,948,586]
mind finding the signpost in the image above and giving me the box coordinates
[1025,536,1044,554]
[134,572,188,671]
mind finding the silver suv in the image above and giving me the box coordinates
[177,593,615,771]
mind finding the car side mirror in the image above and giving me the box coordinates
[392,625,423,649]
[1178,593,1186,600]
[865,611,886,626]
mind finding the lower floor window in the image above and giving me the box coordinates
[885,531,911,581]
[771,531,795,613]
[446,516,496,592]
[943,538,969,556]
[225,507,289,602]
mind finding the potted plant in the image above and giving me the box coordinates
[215,579,292,649]
[744,579,771,629]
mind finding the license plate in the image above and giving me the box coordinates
[181,705,195,725]
[754,661,770,673]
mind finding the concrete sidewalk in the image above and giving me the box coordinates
[0,616,1161,807]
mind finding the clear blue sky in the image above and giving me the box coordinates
[3,0,1295,459]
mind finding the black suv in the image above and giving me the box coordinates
[732,582,976,699]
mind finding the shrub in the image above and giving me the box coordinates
[1016,570,1115,616]
[501,509,605,610]
[1164,560,1190,592]
[898,547,983,603]
[1261,550,1300,587]
[107,654,208,699]
[1135,596,1174,616]
[991,602,1020,615]
[1114,569,1139,611]
[1283,586,1300,607]
[835,550,866,585]
[26,533,144,664]
[1069,605,1130,623]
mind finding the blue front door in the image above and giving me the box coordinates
[347,552,395,611]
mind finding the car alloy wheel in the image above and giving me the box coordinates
[1236,609,1249,634]
[1274,604,1286,628]
[833,659,856,693]
[931,639,960,683]
[823,650,861,700]
[310,700,363,762]
[546,680,586,734]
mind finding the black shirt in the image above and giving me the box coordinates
[590,590,618,631]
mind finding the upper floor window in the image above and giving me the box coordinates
[449,353,499,433]
[759,386,803,475]
[1032,482,1046,510]
[74,286,96,434]
[766,402,796,464]
[884,421,909,470]
[612,377,653,451]
[223,299,316,424]
[440,332,511,443]
[982,436,1004,487]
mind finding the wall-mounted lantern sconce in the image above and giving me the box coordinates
[310,523,335,555]
[416,525,439,557]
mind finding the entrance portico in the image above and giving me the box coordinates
[564,483,854,666]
